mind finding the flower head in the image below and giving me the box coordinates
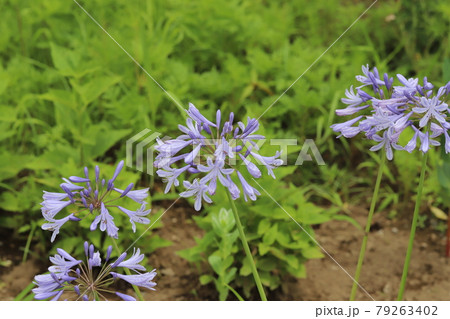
[32,242,157,301]
[332,65,450,159]
[40,161,151,241]
[155,103,283,210]
[118,204,151,232]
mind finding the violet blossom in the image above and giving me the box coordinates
[32,242,157,301]
[155,103,283,210]
[40,161,151,241]
[331,64,450,159]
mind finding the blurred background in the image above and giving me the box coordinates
[0,0,449,301]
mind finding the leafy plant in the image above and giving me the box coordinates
[178,167,346,300]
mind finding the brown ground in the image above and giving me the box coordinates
[1,205,449,301]
[282,206,450,301]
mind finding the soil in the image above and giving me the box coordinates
[1,204,449,301]
[280,206,450,301]
[0,229,43,300]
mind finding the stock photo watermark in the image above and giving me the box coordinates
[126,129,325,176]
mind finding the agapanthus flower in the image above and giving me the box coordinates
[32,242,157,301]
[155,103,283,210]
[40,161,151,241]
[331,64,450,159]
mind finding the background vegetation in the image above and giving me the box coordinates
[0,0,449,299]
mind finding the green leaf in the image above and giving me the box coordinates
[222,255,234,270]
[239,257,252,276]
[0,153,32,181]
[39,89,77,110]
[55,237,84,255]
[268,247,286,261]
[177,247,202,263]
[300,204,331,224]
[71,76,121,106]
[208,255,223,274]
[286,263,306,278]
[257,219,271,235]
[0,66,10,96]
[0,215,20,229]
[284,255,300,269]
[199,274,214,285]
[437,152,450,206]
[443,58,450,82]
[275,229,293,247]
[217,281,229,301]
[332,214,362,231]
[50,43,80,76]
[257,257,277,272]
[83,125,131,160]
[14,282,36,301]
[144,235,173,253]
[224,267,237,284]
[0,192,21,212]
[211,208,235,236]
[258,270,279,289]
[301,246,324,259]
[224,283,244,301]
[258,242,270,256]
[262,224,278,245]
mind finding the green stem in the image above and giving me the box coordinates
[111,239,144,301]
[397,151,428,301]
[350,153,386,301]
[226,191,267,301]
[22,222,36,264]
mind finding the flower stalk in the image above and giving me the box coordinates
[350,153,386,300]
[226,191,267,301]
[397,151,428,300]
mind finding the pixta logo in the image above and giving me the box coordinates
[126,129,165,175]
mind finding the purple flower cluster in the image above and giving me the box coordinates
[331,65,450,160]
[32,242,156,301]
[154,103,283,210]
[41,160,151,241]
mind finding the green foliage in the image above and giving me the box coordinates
[0,0,448,299]
[177,168,349,300]
[14,281,36,301]
[437,59,450,207]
